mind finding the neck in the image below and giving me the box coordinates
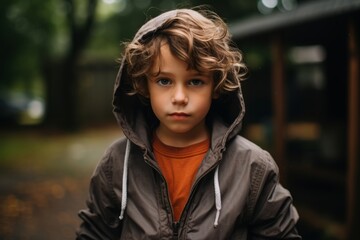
[155,125,209,148]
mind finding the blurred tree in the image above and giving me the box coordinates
[0,0,56,93]
[0,0,98,130]
[44,0,98,130]
[85,0,259,65]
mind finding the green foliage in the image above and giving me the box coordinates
[0,0,61,93]
[85,0,258,60]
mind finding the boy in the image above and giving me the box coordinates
[77,8,301,239]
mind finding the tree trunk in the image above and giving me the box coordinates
[43,0,98,131]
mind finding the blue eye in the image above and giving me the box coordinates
[157,78,171,86]
[189,79,204,86]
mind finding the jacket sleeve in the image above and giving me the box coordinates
[76,150,122,239]
[248,151,302,239]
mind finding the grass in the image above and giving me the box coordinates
[0,125,123,177]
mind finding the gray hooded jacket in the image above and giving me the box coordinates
[77,9,301,240]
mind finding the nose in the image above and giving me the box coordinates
[171,85,188,105]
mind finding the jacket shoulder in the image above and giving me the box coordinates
[92,137,128,179]
[229,135,278,172]
[107,136,128,153]
[102,137,128,163]
[231,135,264,152]
[228,135,280,202]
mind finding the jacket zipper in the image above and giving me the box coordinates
[144,153,221,238]
[172,221,180,239]
[144,156,179,238]
[177,159,221,227]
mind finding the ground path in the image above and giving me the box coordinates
[0,125,123,240]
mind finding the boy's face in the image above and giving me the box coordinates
[147,43,214,146]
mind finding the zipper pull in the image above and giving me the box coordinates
[172,221,180,239]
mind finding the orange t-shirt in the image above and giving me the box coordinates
[153,135,209,221]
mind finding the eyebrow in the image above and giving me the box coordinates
[149,70,210,78]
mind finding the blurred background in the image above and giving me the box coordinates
[0,0,359,239]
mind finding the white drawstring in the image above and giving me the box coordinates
[119,139,131,220]
[213,166,222,228]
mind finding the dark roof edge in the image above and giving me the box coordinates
[229,0,360,39]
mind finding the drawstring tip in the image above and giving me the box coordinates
[119,207,126,220]
[213,209,220,228]
[213,166,222,228]
[119,139,131,221]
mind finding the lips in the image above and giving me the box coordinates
[170,112,189,116]
[169,112,190,119]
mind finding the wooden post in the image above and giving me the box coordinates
[271,36,287,185]
[347,18,360,239]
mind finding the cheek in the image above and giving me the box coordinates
[194,94,212,114]
[149,93,166,115]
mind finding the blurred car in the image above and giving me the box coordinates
[0,93,44,126]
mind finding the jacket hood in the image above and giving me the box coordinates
[113,9,246,152]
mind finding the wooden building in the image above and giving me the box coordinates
[230,0,360,239]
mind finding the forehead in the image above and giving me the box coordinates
[150,43,207,76]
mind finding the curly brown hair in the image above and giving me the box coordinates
[122,8,247,97]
